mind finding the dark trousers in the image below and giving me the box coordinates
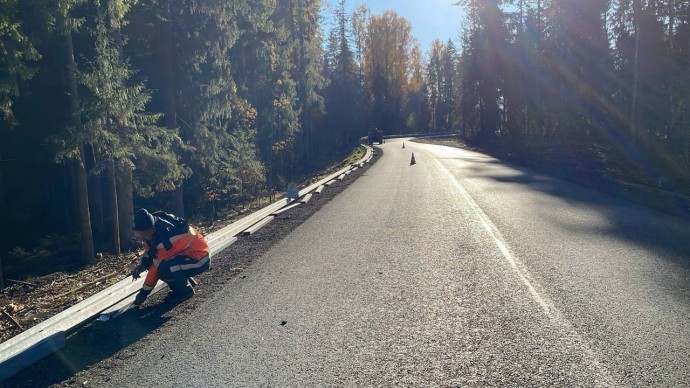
[158,255,210,293]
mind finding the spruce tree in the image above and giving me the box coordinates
[52,0,96,263]
[0,0,40,126]
[80,0,186,250]
[324,0,360,151]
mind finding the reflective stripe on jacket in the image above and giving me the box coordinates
[141,212,209,290]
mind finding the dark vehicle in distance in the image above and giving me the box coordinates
[368,129,384,145]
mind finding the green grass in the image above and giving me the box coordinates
[341,147,366,167]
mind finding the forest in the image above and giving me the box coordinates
[0,0,688,279]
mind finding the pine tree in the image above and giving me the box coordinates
[293,0,326,168]
[457,0,508,139]
[52,0,96,263]
[233,0,304,187]
[426,39,459,133]
[427,40,444,132]
[673,1,690,161]
[124,0,266,217]
[542,0,611,142]
[364,11,416,135]
[324,0,360,151]
[441,40,459,132]
[0,0,40,126]
[80,0,186,251]
[406,43,430,133]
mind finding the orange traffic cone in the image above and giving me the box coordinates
[410,153,416,166]
[402,142,405,149]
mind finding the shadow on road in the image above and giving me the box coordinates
[3,301,180,387]
[467,164,690,270]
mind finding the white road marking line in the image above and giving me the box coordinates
[437,160,551,314]
[436,159,619,386]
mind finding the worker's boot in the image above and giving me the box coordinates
[164,279,195,303]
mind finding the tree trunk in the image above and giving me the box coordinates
[116,161,133,251]
[74,146,95,263]
[106,160,120,255]
[86,144,104,237]
[171,186,184,217]
[160,6,185,217]
[62,162,74,227]
[631,0,642,146]
[63,21,95,264]
[668,0,675,52]
[102,0,127,254]
[668,0,676,143]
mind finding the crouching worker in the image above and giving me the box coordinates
[130,208,210,305]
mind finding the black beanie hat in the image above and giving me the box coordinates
[133,208,155,231]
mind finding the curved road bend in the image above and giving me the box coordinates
[94,139,690,387]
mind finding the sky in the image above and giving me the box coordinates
[322,0,468,54]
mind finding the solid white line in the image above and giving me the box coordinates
[436,159,618,385]
[436,160,551,315]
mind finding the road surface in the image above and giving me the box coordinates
[81,139,690,386]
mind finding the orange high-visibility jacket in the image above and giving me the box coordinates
[140,212,209,291]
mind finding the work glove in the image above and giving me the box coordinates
[133,289,150,306]
[131,264,146,280]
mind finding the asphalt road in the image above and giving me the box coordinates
[66,139,690,386]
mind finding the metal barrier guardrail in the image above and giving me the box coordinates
[360,131,460,142]
[0,145,373,382]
